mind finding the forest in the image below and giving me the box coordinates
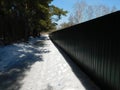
[0,0,67,44]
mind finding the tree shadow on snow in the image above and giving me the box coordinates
[0,39,50,90]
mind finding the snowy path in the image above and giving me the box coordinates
[0,35,100,90]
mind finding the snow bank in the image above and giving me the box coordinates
[0,36,49,73]
[0,35,99,90]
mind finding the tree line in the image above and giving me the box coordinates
[0,0,67,44]
[59,0,117,29]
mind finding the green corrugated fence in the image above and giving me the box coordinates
[49,11,120,90]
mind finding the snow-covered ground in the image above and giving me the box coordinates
[0,35,100,90]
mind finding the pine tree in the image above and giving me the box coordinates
[0,0,67,43]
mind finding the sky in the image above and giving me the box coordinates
[51,0,120,25]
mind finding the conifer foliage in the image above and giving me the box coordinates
[0,0,67,44]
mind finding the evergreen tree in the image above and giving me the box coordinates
[0,0,67,43]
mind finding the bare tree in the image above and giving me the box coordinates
[68,14,74,26]
[59,0,117,29]
[68,0,117,25]
[73,0,87,24]
[59,22,71,29]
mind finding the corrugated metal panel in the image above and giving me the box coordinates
[49,11,120,90]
